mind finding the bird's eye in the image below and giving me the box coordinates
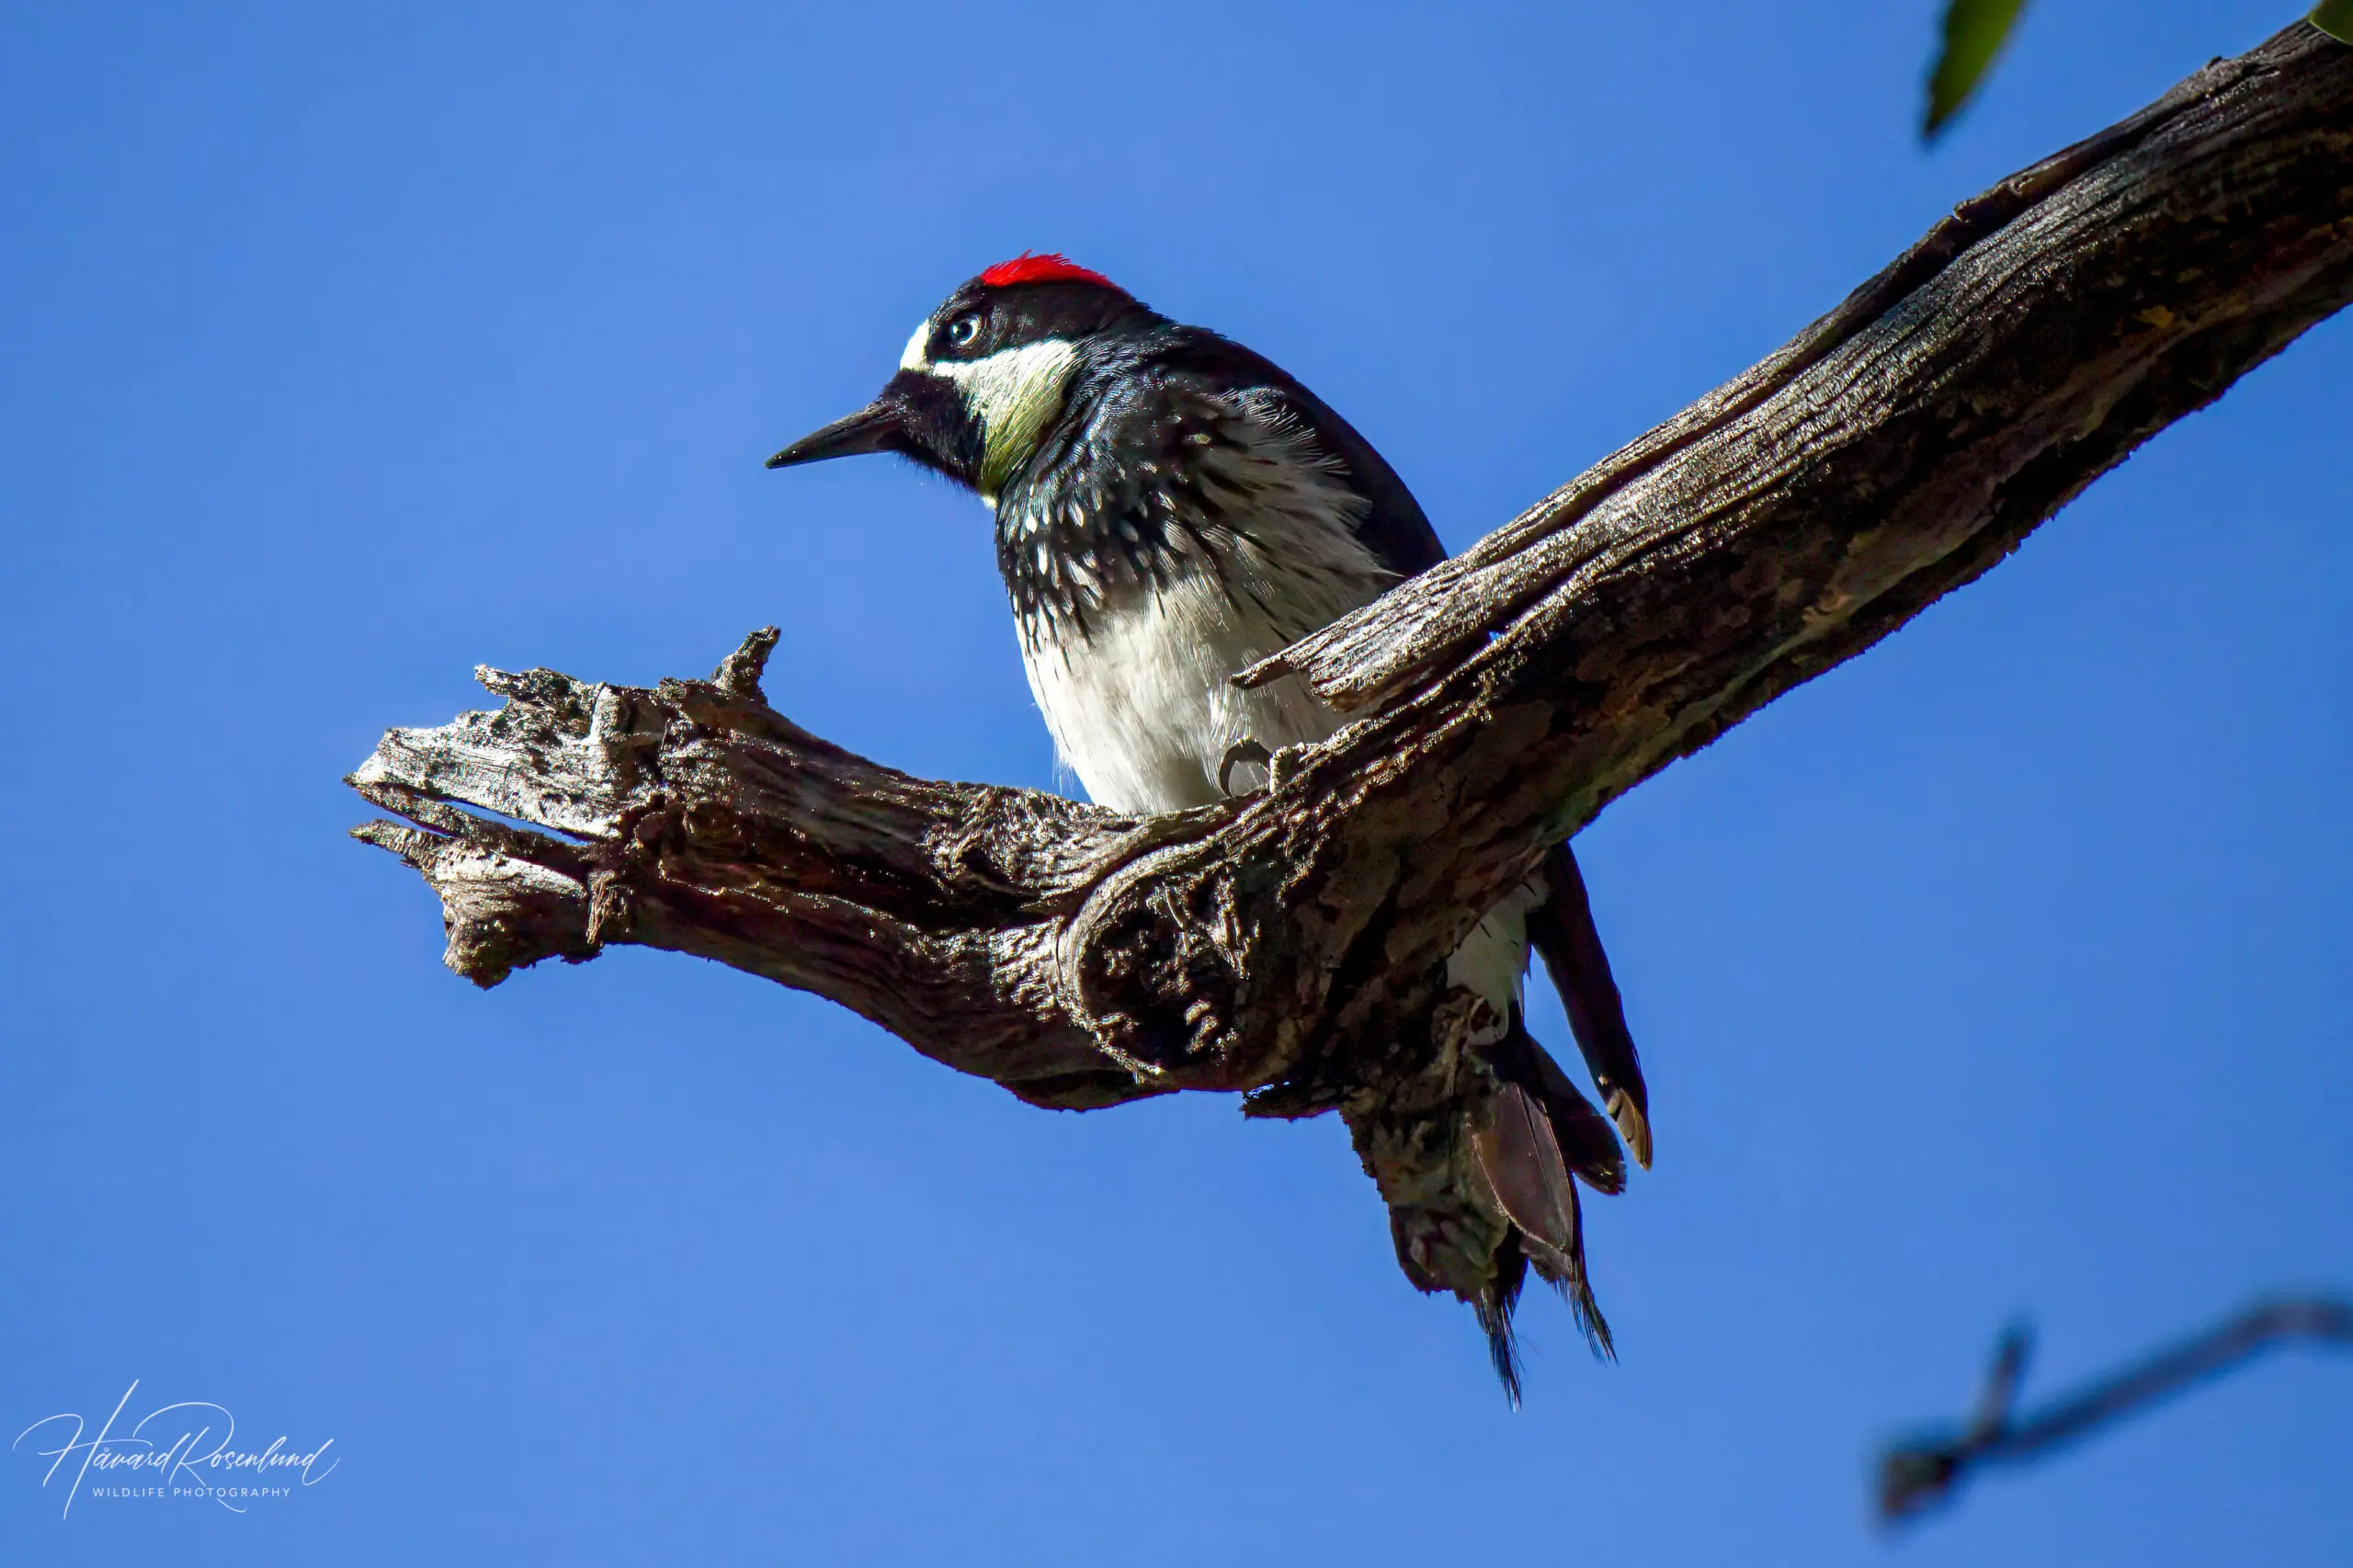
[945,313,983,349]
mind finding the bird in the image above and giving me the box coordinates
[769,254,1651,1399]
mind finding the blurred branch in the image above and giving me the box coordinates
[1879,1298,2353,1523]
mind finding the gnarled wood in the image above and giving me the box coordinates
[353,22,2353,1280]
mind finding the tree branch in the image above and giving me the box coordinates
[1877,1298,2353,1523]
[352,24,2353,1257]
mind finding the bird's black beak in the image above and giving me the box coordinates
[766,395,909,470]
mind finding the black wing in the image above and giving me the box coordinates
[1138,326,1447,581]
[1528,843,1653,1166]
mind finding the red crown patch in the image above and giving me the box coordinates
[978,253,1124,292]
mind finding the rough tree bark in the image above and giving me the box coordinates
[353,25,2353,1289]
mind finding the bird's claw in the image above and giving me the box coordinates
[1217,739,1273,798]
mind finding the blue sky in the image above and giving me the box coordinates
[3,2,2347,1562]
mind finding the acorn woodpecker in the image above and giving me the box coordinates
[771,255,1651,1395]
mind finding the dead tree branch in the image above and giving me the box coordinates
[1878,1297,2353,1523]
[352,25,2353,1248]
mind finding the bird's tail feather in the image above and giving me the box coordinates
[1358,841,1650,1402]
[1474,1240,1529,1407]
[1470,1017,1620,1365]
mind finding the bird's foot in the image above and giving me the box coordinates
[1217,739,1272,798]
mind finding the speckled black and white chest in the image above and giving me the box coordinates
[1004,388,1389,813]
[919,327,1540,1028]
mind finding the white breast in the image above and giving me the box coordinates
[1009,385,1535,1035]
[1011,393,1396,812]
[1022,580,1538,1038]
[1018,565,1346,814]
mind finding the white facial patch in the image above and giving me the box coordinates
[902,322,1078,497]
[899,320,933,371]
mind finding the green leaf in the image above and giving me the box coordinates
[2313,0,2353,46]
[1924,0,2029,141]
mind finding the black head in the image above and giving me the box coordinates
[768,255,1157,498]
